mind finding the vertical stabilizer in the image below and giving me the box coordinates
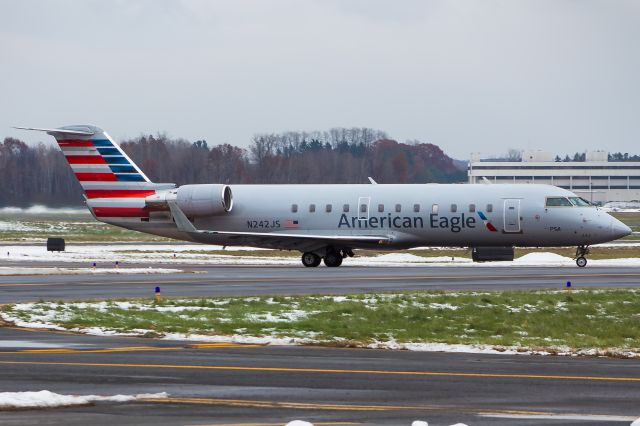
[15,125,175,220]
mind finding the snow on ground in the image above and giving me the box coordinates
[0,205,89,215]
[0,390,167,409]
[2,244,640,267]
[0,266,184,276]
[4,301,639,359]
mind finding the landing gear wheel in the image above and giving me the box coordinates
[575,245,590,268]
[576,256,587,268]
[323,251,343,267]
[301,252,321,267]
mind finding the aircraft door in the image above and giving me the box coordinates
[503,199,521,233]
[357,196,371,221]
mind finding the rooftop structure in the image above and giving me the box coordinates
[468,151,640,204]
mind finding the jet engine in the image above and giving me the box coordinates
[471,246,514,262]
[146,184,233,216]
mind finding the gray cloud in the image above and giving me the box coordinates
[1,0,638,159]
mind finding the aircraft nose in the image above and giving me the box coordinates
[610,217,632,240]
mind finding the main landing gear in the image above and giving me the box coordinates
[575,245,590,267]
[301,252,322,267]
[301,249,353,267]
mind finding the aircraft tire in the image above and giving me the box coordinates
[576,256,587,267]
[323,251,343,267]
[301,252,321,267]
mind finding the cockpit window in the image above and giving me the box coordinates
[569,197,591,207]
[545,197,573,207]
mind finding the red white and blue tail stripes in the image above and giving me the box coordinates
[51,126,163,219]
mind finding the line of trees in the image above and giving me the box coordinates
[0,128,466,207]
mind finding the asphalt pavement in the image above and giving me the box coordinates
[1,264,640,303]
[1,263,640,425]
[0,326,639,426]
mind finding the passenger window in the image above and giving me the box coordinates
[309,204,316,213]
[451,204,457,213]
[432,204,439,214]
[378,204,384,213]
[325,204,332,213]
[469,204,476,213]
[395,204,401,213]
[546,197,573,207]
[360,203,367,213]
[486,204,493,213]
[414,204,420,213]
[291,204,298,213]
[343,204,350,213]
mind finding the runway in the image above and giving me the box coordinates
[1,326,639,426]
[1,264,640,425]
[1,264,640,303]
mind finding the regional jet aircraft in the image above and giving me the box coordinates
[17,125,632,267]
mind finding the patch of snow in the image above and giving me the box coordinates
[286,421,314,426]
[0,205,89,215]
[428,303,459,311]
[412,421,429,426]
[0,390,167,409]
[0,221,41,232]
[631,417,640,426]
[0,267,184,276]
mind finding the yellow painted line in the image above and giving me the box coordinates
[0,343,260,355]
[143,396,569,418]
[189,343,264,348]
[142,397,640,422]
[189,423,358,426]
[0,360,638,383]
[190,423,358,426]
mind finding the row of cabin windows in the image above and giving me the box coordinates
[291,203,494,214]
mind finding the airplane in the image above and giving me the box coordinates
[16,125,632,268]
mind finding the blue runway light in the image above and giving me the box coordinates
[566,281,572,288]
[155,286,160,293]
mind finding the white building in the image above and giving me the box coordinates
[468,151,640,204]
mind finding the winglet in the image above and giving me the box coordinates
[167,201,197,233]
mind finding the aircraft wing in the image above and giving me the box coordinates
[167,201,391,250]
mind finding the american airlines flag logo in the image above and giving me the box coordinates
[284,219,299,228]
[477,211,498,232]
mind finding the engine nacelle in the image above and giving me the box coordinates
[146,184,233,217]
[176,184,233,216]
[471,246,514,262]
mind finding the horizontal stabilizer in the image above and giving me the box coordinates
[13,126,95,136]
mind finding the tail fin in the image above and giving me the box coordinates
[15,125,174,219]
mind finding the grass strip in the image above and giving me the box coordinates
[3,289,640,352]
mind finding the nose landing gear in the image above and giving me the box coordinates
[575,245,590,267]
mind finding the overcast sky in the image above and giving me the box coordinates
[1,0,639,159]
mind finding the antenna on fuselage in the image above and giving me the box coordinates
[368,177,378,184]
[482,177,492,184]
